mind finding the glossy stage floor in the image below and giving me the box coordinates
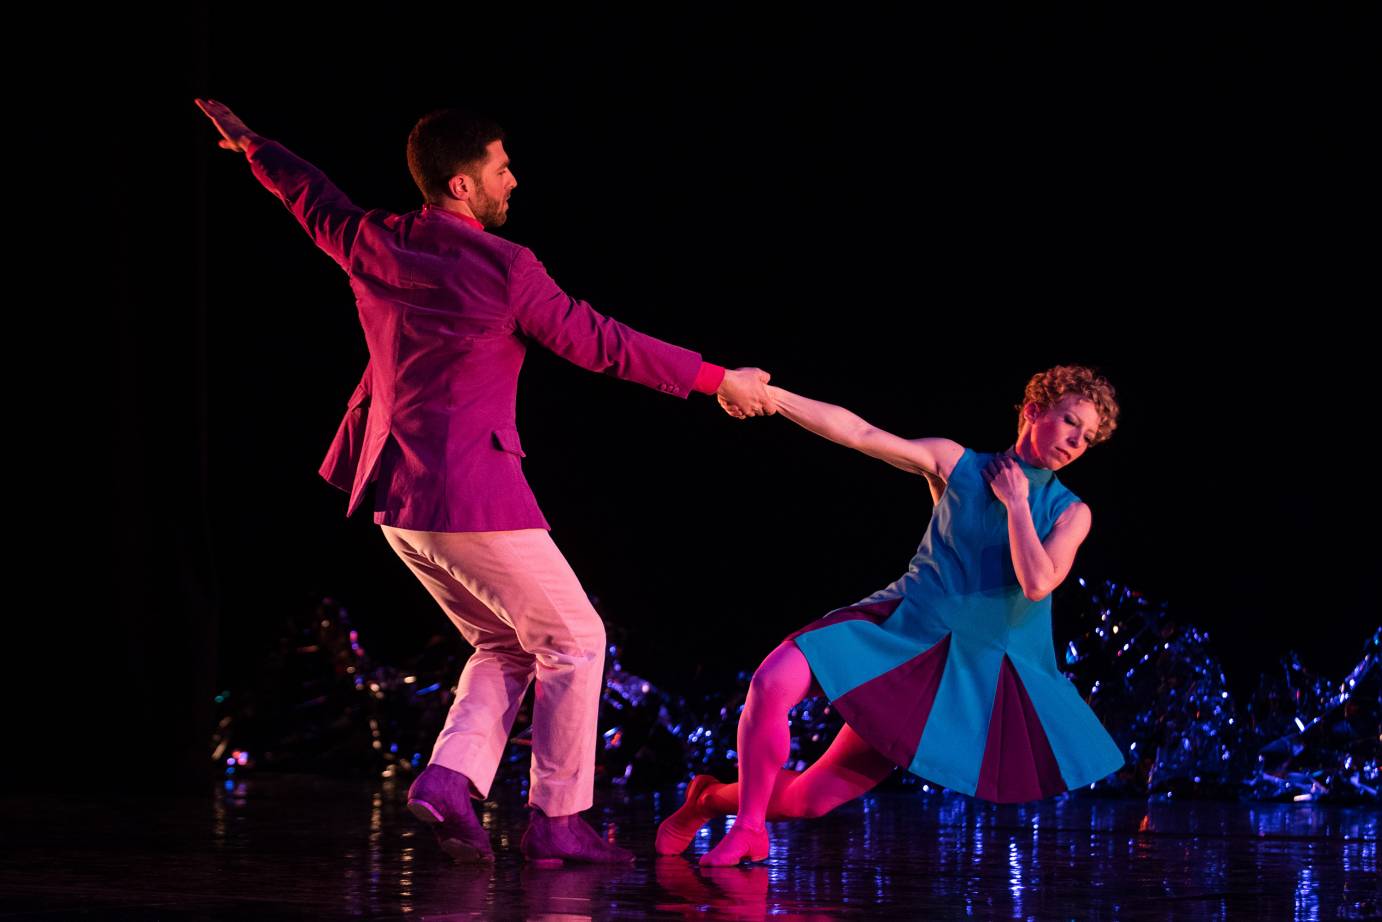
[1,773,1376,921]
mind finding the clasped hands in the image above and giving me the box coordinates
[716,367,776,419]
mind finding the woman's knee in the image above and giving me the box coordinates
[747,643,812,708]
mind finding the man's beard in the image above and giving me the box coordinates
[470,185,508,228]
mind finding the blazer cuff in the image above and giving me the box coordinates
[243,134,272,160]
[691,362,726,395]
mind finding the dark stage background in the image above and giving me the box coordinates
[25,7,1376,790]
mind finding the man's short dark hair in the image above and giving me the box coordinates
[406,109,506,204]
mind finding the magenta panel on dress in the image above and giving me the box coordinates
[786,598,906,697]
[829,633,952,769]
[783,597,903,644]
[974,656,1067,803]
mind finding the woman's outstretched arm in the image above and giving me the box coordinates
[766,385,964,480]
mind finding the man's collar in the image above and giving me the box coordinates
[422,203,485,232]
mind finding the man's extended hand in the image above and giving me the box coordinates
[716,367,775,419]
[194,98,260,153]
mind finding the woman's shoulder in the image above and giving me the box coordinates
[1047,474,1086,520]
[918,439,968,482]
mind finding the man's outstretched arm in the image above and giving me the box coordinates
[196,98,364,272]
[507,247,774,415]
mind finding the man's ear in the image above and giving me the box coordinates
[447,172,473,201]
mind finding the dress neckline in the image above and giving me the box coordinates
[1000,446,1056,486]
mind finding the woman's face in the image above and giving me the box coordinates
[1025,394,1101,470]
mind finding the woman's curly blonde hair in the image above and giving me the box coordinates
[1014,365,1119,446]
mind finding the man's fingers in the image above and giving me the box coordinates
[196,98,251,145]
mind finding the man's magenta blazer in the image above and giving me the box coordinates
[244,139,704,532]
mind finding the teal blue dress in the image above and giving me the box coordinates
[790,448,1125,802]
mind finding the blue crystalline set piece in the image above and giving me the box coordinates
[213,593,1380,803]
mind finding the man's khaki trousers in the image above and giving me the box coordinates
[380,525,605,816]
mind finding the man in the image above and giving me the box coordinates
[196,99,774,863]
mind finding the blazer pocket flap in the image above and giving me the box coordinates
[492,428,526,457]
[347,381,371,409]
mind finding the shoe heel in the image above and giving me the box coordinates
[408,799,445,825]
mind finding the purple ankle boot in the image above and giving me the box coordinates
[406,764,494,863]
[520,806,635,864]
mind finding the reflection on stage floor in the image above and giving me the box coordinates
[1,773,1376,920]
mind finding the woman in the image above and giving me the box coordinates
[656,365,1126,865]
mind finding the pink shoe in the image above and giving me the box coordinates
[654,774,720,855]
[699,820,770,866]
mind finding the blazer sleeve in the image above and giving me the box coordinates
[506,247,702,398]
[244,137,366,272]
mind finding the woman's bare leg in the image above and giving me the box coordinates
[700,642,812,865]
[699,724,895,822]
[696,643,898,864]
[697,767,799,819]
[775,723,896,818]
[655,768,801,855]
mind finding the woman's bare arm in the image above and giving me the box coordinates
[982,452,1093,601]
[1009,501,1092,601]
[767,385,964,480]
